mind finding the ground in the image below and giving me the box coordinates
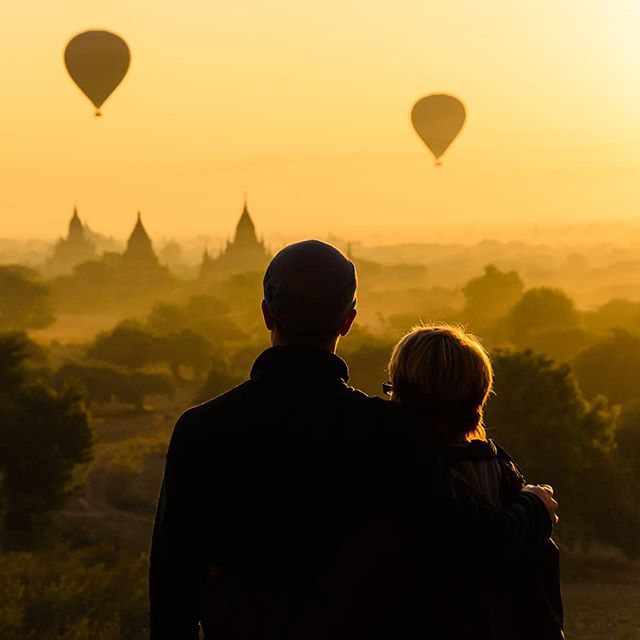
[563,555,640,639]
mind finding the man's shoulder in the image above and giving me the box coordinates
[341,383,390,406]
[172,378,409,444]
[179,379,254,426]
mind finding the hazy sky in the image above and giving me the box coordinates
[2,1,640,242]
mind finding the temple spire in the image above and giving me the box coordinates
[123,211,158,267]
[68,205,84,238]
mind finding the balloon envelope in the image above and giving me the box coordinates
[411,94,466,163]
[64,30,130,115]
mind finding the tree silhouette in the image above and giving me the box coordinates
[89,322,214,381]
[573,330,640,405]
[55,362,174,411]
[462,265,524,332]
[0,332,40,390]
[616,398,640,477]
[508,287,580,340]
[486,348,640,556]
[0,266,55,331]
[194,358,244,404]
[0,333,92,549]
[146,296,244,345]
[88,322,159,370]
[584,298,640,335]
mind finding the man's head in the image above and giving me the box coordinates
[262,240,357,350]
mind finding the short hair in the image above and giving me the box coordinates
[388,324,493,443]
[263,240,357,344]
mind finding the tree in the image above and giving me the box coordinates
[520,326,598,363]
[49,260,120,314]
[146,296,244,345]
[158,330,213,380]
[54,363,174,411]
[615,398,640,475]
[342,340,394,397]
[462,265,524,331]
[194,359,244,404]
[584,298,640,335]
[88,322,160,370]
[0,331,41,390]
[507,287,580,340]
[0,333,93,549]
[89,322,214,381]
[0,266,55,331]
[486,349,640,556]
[573,330,640,405]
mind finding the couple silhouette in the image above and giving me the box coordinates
[149,240,562,639]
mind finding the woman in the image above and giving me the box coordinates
[386,323,564,640]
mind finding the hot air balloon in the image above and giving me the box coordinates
[64,30,130,116]
[411,94,466,166]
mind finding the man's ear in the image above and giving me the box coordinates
[261,299,274,331]
[338,308,357,337]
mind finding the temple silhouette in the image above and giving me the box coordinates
[47,207,96,274]
[199,198,271,281]
[123,213,158,266]
[49,199,269,281]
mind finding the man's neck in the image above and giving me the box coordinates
[271,333,338,354]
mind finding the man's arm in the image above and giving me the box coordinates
[392,438,555,557]
[149,411,206,639]
[438,469,555,555]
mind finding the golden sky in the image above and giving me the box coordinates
[2,0,640,242]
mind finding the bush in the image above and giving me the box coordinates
[0,547,147,640]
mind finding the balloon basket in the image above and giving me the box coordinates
[435,161,442,167]
[95,110,102,117]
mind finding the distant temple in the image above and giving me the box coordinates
[122,212,160,268]
[120,212,169,282]
[47,207,97,274]
[199,199,271,280]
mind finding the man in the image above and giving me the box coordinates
[149,240,556,639]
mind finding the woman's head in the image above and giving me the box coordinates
[388,324,493,444]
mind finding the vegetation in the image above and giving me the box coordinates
[462,264,524,332]
[0,333,93,549]
[486,349,640,557]
[0,266,55,331]
[89,323,214,381]
[54,363,174,411]
[573,330,640,405]
[0,547,147,640]
[507,287,580,339]
[2,257,640,635]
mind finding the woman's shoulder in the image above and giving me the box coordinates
[442,438,498,463]
[442,438,526,505]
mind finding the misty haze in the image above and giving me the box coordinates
[2,2,640,639]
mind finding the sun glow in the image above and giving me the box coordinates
[1,1,640,240]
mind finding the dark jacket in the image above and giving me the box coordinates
[149,347,551,639]
[432,440,564,640]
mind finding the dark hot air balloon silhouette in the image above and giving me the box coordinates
[64,30,130,116]
[411,94,466,166]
